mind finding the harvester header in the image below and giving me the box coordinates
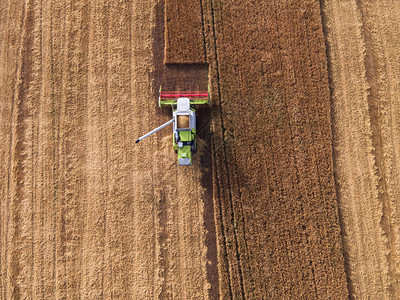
[158,86,210,107]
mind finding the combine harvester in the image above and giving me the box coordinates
[136,87,209,166]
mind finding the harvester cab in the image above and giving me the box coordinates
[136,86,209,166]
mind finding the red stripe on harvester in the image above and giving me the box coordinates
[160,93,208,98]
[161,91,208,93]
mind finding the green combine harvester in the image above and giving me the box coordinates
[136,87,209,166]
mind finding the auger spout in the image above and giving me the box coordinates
[136,118,174,143]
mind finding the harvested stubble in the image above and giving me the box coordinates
[164,0,206,64]
[0,0,215,299]
[321,0,400,298]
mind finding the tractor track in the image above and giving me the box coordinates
[208,0,246,298]
[4,0,37,298]
[0,0,25,297]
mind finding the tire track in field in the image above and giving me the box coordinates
[131,1,162,297]
[57,1,88,298]
[49,1,68,297]
[0,1,7,47]
[25,1,43,297]
[102,1,136,297]
[31,2,45,296]
[82,1,110,297]
[5,0,37,298]
[0,0,26,297]
[42,0,63,296]
[206,0,242,298]
[320,0,400,298]
[34,2,51,297]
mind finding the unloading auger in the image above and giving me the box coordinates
[136,86,210,166]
